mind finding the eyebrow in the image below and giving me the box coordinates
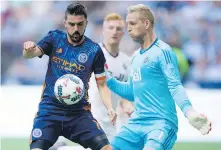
[68,21,84,24]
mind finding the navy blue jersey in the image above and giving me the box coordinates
[37,30,106,113]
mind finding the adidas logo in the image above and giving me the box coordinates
[56,48,62,53]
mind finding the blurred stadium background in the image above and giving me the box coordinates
[1,1,221,150]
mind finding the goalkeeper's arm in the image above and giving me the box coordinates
[159,49,212,135]
[105,65,134,102]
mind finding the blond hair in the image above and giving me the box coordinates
[127,4,154,26]
[104,13,123,21]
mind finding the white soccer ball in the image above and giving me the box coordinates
[54,74,84,105]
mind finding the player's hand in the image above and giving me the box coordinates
[123,105,134,117]
[186,109,212,135]
[23,41,37,52]
[107,108,117,125]
[121,101,134,117]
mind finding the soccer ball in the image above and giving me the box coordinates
[54,74,84,105]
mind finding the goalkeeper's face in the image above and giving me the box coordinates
[64,14,88,43]
[126,12,148,43]
[103,20,124,45]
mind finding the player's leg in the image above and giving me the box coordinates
[96,117,116,141]
[110,145,120,150]
[49,136,68,150]
[62,110,111,150]
[30,112,62,150]
[115,103,130,133]
[144,131,177,150]
[143,122,177,150]
[111,123,144,150]
[57,145,89,150]
[91,105,117,141]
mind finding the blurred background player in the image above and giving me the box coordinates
[106,4,212,150]
[90,13,134,140]
[23,3,116,150]
[56,12,134,150]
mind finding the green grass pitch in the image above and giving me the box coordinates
[1,138,221,150]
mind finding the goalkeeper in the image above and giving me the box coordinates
[106,4,212,150]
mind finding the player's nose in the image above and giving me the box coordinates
[73,25,79,32]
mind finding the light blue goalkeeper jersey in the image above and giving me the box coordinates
[107,38,192,129]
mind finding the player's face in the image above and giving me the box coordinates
[103,20,124,45]
[64,14,87,43]
[126,12,147,43]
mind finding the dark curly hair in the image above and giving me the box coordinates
[65,3,87,20]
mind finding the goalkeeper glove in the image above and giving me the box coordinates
[186,109,212,135]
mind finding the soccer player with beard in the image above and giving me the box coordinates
[56,12,134,150]
[23,3,116,150]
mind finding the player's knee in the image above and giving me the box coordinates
[145,139,163,150]
[110,144,120,150]
[30,140,53,150]
[57,146,81,150]
[100,145,112,150]
[84,134,109,150]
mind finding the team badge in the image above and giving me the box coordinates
[78,53,88,63]
[32,128,42,138]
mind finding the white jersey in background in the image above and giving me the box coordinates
[88,43,131,140]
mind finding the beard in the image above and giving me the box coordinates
[68,31,84,43]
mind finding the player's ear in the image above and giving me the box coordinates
[85,20,88,27]
[145,19,150,30]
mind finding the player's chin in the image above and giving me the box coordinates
[109,38,119,43]
[129,35,139,42]
[131,38,140,43]
[110,41,120,45]
[71,38,80,43]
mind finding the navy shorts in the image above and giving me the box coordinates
[30,107,109,150]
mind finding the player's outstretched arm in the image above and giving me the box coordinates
[23,41,43,58]
[23,31,55,59]
[186,108,212,135]
[159,49,211,135]
[96,79,117,125]
[105,65,134,102]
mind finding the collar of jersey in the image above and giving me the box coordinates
[140,38,158,55]
[102,43,119,58]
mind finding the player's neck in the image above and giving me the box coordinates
[67,35,85,46]
[103,42,119,57]
[141,32,157,50]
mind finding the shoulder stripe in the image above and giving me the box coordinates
[162,49,172,64]
[162,50,169,64]
[166,50,172,63]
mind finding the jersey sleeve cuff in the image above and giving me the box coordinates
[95,72,106,81]
[37,45,45,58]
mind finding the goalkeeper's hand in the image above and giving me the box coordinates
[186,109,212,135]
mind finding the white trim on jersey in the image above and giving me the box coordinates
[95,72,106,81]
